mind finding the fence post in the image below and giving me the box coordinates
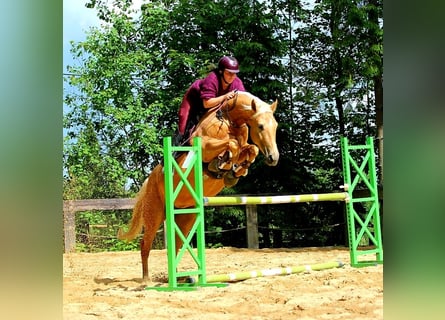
[246,205,259,249]
[63,208,76,253]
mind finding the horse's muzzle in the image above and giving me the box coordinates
[265,153,279,166]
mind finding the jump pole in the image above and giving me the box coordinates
[188,261,343,284]
[204,193,349,206]
[204,137,383,268]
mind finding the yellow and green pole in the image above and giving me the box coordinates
[187,261,344,284]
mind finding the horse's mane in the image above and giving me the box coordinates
[202,91,272,125]
[237,91,271,114]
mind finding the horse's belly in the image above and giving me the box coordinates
[173,174,225,208]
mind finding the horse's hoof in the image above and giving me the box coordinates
[241,161,252,169]
[209,157,232,171]
[216,151,232,170]
[208,159,220,173]
[224,171,239,187]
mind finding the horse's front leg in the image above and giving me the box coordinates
[200,137,240,171]
[232,144,259,177]
[222,144,259,187]
[219,144,257,187]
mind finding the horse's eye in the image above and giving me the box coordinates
[258,124,264,131]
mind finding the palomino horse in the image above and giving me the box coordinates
[118,91,279,281]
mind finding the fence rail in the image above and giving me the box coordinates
[63,198,257,253]
[63,198,135,212]
[63,188,381,253]
[63,198,135,253]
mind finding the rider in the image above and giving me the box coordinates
[177,56,246,144]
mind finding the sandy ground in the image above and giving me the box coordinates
[63,247,383,319]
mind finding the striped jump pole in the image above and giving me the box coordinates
[204,192,349,206]
[188,261,344,284]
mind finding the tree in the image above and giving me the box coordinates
[365,0,383,183]
[64,0,289,197]
[234,0,383,246]
[64,1,172,195]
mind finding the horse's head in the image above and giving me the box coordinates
[247,97,279,166]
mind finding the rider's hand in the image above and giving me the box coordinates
[226,90,238,100]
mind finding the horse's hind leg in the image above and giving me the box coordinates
[140,208,164,282]
[174,214,197,256]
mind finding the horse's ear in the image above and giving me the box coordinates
[270,99,278,112]
[251,99,257,112]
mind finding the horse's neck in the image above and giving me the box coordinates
[226,97,255,127]
[227,107,253,127]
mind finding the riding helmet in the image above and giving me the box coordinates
[218,56,240,73]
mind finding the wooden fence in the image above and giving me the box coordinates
[63,189,380,253]
[62,198,259,253]
[63,198,134,253]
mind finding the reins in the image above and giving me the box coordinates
[205,92,241,129]
[222,92,240,127]
[180,92,245,146]
[178,96,232,146]
[220,92,251,129]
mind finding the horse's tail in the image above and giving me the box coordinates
[117,178,149,241]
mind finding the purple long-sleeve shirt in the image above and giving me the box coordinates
[178,70,245,135]
[200,70,245,100]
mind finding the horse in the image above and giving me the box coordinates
[118,91,279,282]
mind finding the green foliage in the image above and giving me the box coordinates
[290,0,382,139]
[75,210,140,252]
[205,204,246,248]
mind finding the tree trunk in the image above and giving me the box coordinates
[336,95,345,136]
[374,75,383,184]
[367,0,383,184]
